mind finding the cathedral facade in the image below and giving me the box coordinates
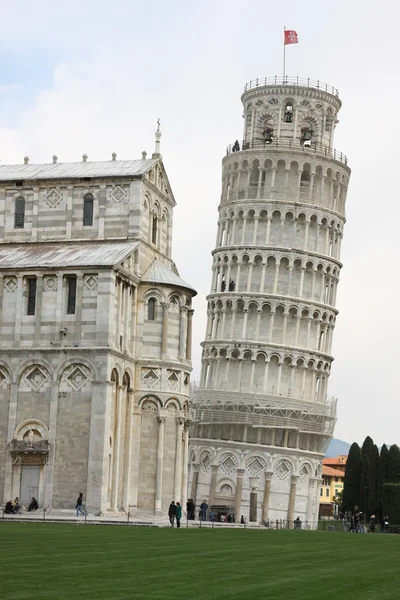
[189,77,351,525]
[0,140,195,515]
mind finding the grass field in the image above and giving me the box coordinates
[1,524,399,600]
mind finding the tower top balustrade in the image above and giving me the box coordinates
[243,76,339,97]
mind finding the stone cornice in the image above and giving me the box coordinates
[218,199,346,225]
[212,245,342,269]
[206,292,339,316]
[200,339,334,362]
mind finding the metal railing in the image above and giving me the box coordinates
[243,77,339,97]
[225,138,348,165]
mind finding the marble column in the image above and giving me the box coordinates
[186,309,194,360]
[128,404,142,511]
[181,420,190,512]
[249,477,259,522]
[306,477,317,527]
[190,463,200,506]
[313,478,323,526]
[86,381,114,515]
[287,475,299,527]
[111,385,124,512]
[234,468,245,520]
[161,302,170,358]
[209,464,219,506]
[155,416,166,515]
[174,418,184,501]
[262,472,274,522]
[178,307,187,360]
[122,389,134,511]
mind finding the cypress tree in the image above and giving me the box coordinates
[342,442,361,512]
[368,444,379,517]
[359,436,374,513]
[378,444,389,519]
[387,444,400,483]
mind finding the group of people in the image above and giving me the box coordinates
[168,501,182,527]
[4,496,38,514]
[343,507,390,533]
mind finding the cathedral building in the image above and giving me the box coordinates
[189,77,351,525]
[0,131,196,516]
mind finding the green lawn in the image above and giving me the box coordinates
[1,524,399,600]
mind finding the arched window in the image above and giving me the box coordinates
[148,298,156,320]
[83,194,94,226]
[152,214,158,244]
[284,101,293,123]
[14,197,25,229]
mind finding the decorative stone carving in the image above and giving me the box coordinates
[0,369,7,387]
[25,366,48,391]
[84,275,98,290]
[4,277,17,293]
[167,370,179,389]
[43,276,58,292]
[247,456,265,476]
[299,463,311,482]
[220,454,238,474]
[274,459,292,480]
[142,369,159,388]
[167,404,177,417]
[142,400,158,413]
[109,186,127,203]
[201,452,211,471]
[66,366,88,391]
[45,188,63,208]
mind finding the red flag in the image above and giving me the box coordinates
[284,30,299,45]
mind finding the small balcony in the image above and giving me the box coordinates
[225,138,348,166]
[9,439,49,456]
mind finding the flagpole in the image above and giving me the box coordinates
[283,26,286,83]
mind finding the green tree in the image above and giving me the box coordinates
[342,442,361,512]
[359,436,374,513]
[378,444,390,518]
[387,444,400,483]
[368,444,379,516]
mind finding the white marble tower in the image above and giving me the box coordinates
[189,77,351,526]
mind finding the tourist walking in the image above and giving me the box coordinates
[75,492,85,517]
[168,501,176,527]
[176,502,182,528]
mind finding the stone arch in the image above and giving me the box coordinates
[16,358,54,384]
[217,478,236,495]
[55,356,97,382]
[138,394,163,408]
[165,396,183,411]
[14,419,49,441]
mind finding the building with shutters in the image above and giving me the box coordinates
[189,77,351,526]
[0,131,196,516]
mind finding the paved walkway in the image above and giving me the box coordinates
[1,509,265,529]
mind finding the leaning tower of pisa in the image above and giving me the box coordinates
[189,77,351,526]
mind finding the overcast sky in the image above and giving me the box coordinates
[0,0,397,446]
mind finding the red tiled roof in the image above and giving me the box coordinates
[322,465,345,477]
[323,455,347,466]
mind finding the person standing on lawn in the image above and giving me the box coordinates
[168,501,176,527]
[200,500,208,521]
[76,492,85,517]
[176,502,182,528]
